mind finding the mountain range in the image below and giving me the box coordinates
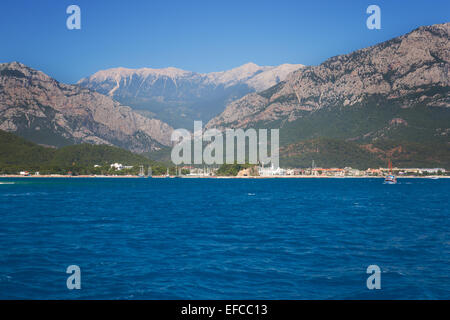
[206,23,450,168]
[0,62,172,153]
[77,63,303,128]
[0,23,448,169]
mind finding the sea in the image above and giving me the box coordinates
[0,177,448,299]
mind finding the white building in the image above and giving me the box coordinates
[259,164,286,176]
[110,163,123,170]
[420,168,446,174]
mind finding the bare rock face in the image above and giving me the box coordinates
[207,23,449,130]
[0,62,173,153]
[77,63,304,128]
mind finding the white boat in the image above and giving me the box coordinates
[384,160,397,184]
[138,165,145,177]
[384,174,397,184]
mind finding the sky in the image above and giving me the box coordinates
[0,0,448,83]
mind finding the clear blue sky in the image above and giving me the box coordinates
[0,0,448,83]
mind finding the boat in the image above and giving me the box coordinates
[138,165,145,178]
[384,160,397,184]
[384,174,397,184]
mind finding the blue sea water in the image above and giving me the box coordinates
[0,177,448,299]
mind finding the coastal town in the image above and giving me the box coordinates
[6,162,447,178]
[184,164,447,178]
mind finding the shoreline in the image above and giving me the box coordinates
[0,174,448,179]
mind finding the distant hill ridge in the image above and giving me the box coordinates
[0,129,161,174]
[77,62,304,127]
[0,62,173,153]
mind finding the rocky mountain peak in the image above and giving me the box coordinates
[0,63,173,152]
[207,23,449,130]
[77,62,303,128]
